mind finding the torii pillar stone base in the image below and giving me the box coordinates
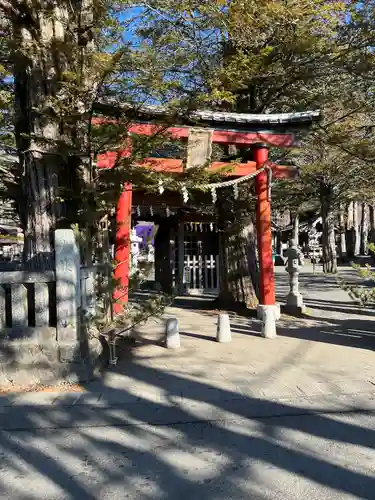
[257,304,280,339]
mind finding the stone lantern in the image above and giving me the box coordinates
[285,239,305,313]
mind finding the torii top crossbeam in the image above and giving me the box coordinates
[96,105,321,180]
[95,101,320,147]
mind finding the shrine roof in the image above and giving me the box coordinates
[193,110,321,125]
[94,100,322,128]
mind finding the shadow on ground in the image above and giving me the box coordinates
[1,336,375,499]
[230,310,375,351]
[1,266,375,498]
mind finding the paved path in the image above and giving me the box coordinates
[76,264,374,407]
[1,404,375,499]
[1,265,375,499]
[1,265,375,408]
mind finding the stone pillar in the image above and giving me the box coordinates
[285,240,305,314]
[55,229,80,345]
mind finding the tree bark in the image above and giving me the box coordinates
[338,203,347,260]
[11,3,94,269]
[353,200,361,256]
[13,40,63,269]
[218,217,259,308]
[320,183,337,273]
[346,201,354,257]
[217,193,258,309]
[292,213,299,245]
[370,205,375,244]
[361,203,369,255]
[275,231,282,255]
[20,156,61,269]
[347,201,353,226]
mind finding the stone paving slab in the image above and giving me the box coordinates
[1,391,375,431]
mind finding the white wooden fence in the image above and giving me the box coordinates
[184,254,219,294]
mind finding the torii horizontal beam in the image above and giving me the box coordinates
[96,154,298,179]
[93,119,297,147]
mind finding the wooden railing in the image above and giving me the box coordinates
[184,254,219,292]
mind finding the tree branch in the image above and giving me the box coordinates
[0,0,19,17]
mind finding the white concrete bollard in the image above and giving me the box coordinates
[216,313,232,343]
[165,317,180,349]
[257,304,278,339]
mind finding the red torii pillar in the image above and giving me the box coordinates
[253,144,279,338]
[113,183,132,313]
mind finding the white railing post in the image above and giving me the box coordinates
[204,255,208,289]
[210,255,215,289]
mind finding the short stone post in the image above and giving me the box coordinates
[55,229,80,361]
[216,313,231,343]
[285,240,305,314]
[257,304,279,339]
[165,317,180,349]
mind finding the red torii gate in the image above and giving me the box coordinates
[96,108,320,337]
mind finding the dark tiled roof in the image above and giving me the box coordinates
[189,109,321,125]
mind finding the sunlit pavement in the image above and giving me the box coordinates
[0,264,375,499]
[1,398,375,499]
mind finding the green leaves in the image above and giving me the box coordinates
[339,253,375,306]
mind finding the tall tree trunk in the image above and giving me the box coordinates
[347,201,354,227]
[320,183,337,273]
[217,192,258,309]
[12,26,64,269]
[361,203,369,255]
[346,201,354,257]
[11,2,94,269]
[275,231,282,255]
[370,205,375,244]
[353,201,361,256]
[20,156,61,269]
[218,217,259,308]
[292,213,299,245]
[338,203,347,260]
